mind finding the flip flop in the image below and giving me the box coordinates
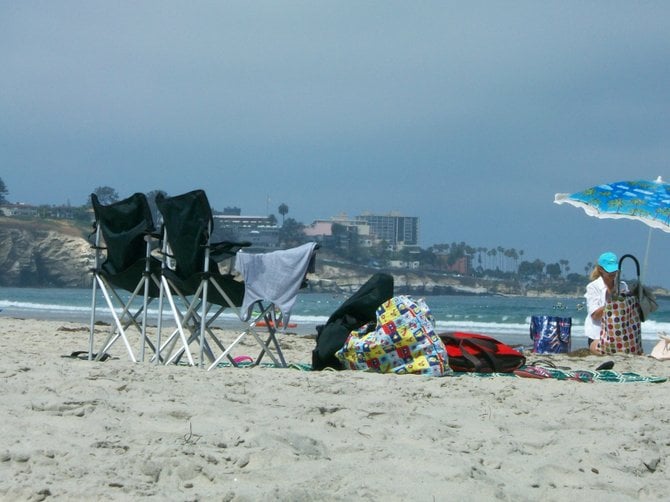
[595,360,614,371]
[528,358,556,368]
[61,351,112,362]
[528,359,572,370]
[514,365,554,379]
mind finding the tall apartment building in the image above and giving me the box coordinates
[356,213,419,249]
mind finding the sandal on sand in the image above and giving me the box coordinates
[595,360,615,371]
[528,358,556,368]
[514,365,554,379]
[528,358,572,370]
[62,351,113,362]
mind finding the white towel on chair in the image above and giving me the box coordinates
[235,242,317,324]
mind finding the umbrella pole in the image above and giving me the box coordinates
[642,227,653,283]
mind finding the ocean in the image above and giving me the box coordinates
[2,286,669,353]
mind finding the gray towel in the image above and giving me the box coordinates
[235,242,317,325]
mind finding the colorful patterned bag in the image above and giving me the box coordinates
[335,295,450,376]
[596,294,643,355]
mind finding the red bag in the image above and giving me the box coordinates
[439,332,526,373]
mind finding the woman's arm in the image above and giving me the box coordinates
[585,281,606,321]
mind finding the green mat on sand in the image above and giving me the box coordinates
[214,361,666,383]
[463,365,667,383]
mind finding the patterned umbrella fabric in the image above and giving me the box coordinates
[554,176,670,232]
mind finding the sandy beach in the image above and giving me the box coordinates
[1,317,669,501]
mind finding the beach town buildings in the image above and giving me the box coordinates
[304,212,423,269]
[0,204,39,217]
[304,212,419,251]
[212,210,421,258]
[0,202,82,219]
[212,209,280,249]
[0,200,419,252]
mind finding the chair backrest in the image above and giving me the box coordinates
[91,192,155,276]
[155,189,214,279]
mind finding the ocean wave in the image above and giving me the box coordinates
[3,290,670,342]
[0,300,89,312]
[432,319,670,341]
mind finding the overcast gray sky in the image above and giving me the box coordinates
[2,2,670,286]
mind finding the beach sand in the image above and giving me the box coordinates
[1,317,669,501]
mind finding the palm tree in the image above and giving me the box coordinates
[487,248,497,271]
[278,203,289,225]
[0,176,8,204]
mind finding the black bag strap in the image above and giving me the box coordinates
[442,334,501,372]
[616,254,641,298]
[618,254,640,277]
[458,338,499,372]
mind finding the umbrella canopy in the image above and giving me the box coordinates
[554,176,669,280]
[554,176,670,232]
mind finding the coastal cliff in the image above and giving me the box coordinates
[0,219,508,294]
[2,218,666,297]
[0,222,94,287]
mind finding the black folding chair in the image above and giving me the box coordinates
[89,192,162,362]
[154,190,250,367]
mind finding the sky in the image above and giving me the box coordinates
[2,2,670,286]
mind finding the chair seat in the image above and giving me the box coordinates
[101,257,163,298]
[161,267,244,308]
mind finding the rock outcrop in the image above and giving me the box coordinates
[308,261,494,296]
[0,226,93,287]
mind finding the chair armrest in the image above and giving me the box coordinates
[210,240,252,260]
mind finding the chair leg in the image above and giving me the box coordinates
[200,308,238,366]
[139,276,150,362]
[206,303,285,371]
[159,276,195,366]
[255,332,287,367]
[89,274,98,362]
[94,275,137,363]
[253,307,287,366]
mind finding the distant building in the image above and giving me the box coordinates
[356,213,419,249]
[305,214,375,249]
[303,220,334,238]
[432,249,470,276]
[306,212,419,250]
[389,260,421,270]
[0,203,39,217]
[212,214,280,249]
[447,256,469,275]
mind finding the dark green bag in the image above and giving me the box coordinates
[311,273,393,370]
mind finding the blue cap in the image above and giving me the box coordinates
[598,252,619,273]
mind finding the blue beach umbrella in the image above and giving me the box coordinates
[554,176,670,278]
